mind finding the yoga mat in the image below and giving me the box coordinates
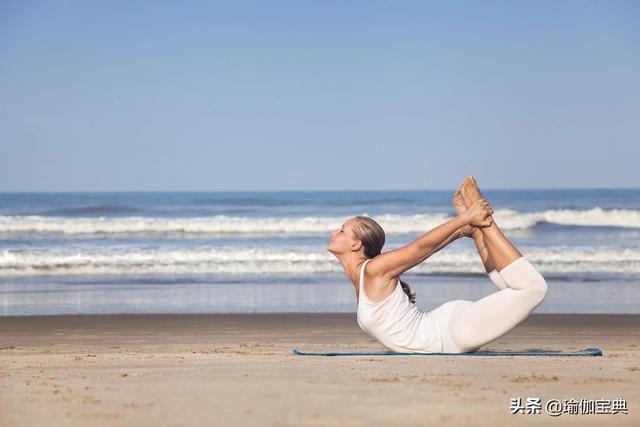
[292,347,603,357]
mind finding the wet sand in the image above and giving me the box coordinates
[1,313,638,426]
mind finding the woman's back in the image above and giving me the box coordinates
[356,259,442,353]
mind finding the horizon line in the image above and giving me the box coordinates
[0,186,639,194]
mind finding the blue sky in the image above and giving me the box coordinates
[0,1,638,191]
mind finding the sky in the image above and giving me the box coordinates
[0,1,638,192]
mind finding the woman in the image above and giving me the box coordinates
[326,176,548,353]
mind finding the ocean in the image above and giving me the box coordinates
[1,189,639,315]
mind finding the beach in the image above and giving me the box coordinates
[1,313,638,426]
[3,1,639,425]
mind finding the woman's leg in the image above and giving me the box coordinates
[462,177,518,288]
[446,257,548,352]
[471,229,510,290]
[460,177,522,270]
[488,269,509,290]
[453,184,507,290]
[443,177,547,352]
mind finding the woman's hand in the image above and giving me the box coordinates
[461,199,493,227]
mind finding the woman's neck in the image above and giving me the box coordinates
[336,254,368,290]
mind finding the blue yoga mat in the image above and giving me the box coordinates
[292,347,603,357]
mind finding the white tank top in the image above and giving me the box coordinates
[356,259,442,352]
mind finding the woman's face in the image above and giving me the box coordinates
[326,218,359,255]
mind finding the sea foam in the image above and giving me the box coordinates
[1,207,639,236]
[2,246,639,277]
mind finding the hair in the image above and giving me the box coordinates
[352,216,416,304]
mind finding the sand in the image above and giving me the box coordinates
[1,313,638,426]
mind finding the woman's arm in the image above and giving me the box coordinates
[368,200,493,281]
[431,226,465,256]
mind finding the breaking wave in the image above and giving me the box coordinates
[2,247,639,277]
[1,207,639,236]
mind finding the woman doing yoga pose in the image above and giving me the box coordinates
[326,177,548,353]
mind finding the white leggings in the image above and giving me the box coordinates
[437,257,548,353]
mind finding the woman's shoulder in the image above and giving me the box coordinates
[364,256,396,281]
[362,258,399,303]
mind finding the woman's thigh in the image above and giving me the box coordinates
[445,287,544,352]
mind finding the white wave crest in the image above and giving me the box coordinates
[0,208,639,236]
[0,214,449,235]
[497,207,640,229]
[1,247,640,277]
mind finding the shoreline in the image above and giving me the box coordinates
[3,276,640,316]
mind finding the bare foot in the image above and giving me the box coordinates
[460,176,485,208]
[453,183,477,237]
[452,183,467,216]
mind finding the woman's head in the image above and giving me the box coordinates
[326,216,385,257]
[326,216,416,304]
[351,216,385,258]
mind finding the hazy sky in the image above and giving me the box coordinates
[1,1,638,191]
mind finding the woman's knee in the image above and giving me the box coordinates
[518,283,547,319]
[501,257,548,298]
[527,260,547,296]
[534,277,548,299]
[526,272,548,303]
